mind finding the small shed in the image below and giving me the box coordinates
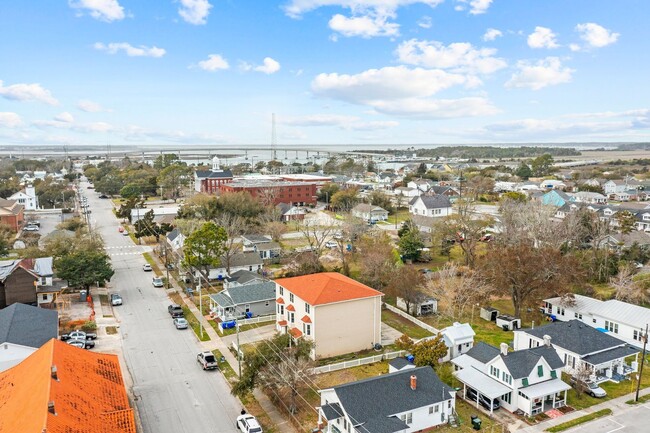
[396,296,437,316]
[480,307,499,322]
[496,314,521,331]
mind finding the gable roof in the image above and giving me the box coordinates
[441,322,475,345]
[500,345,564,379]
[521,319,628,356]
[195,169,233,179]
[416,194,452,209]
[209,282,276,308]
[0,198,23,216]
[352,203,387,213]
[0,303,58,348]
[226,252,263,267]
[242,234,272,244]
[331,366,452,433]
[466,342,501,364]
[0,339,136,433]
[276,272,383,306]
[225,269,266,285]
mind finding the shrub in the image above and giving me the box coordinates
[80,320,97,333]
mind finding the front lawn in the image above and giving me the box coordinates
[381,309,434,339]
[220,320,275,336]
[545,409,612,432]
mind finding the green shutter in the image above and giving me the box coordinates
[551,370,557,379]
[538,365,543,377]
[522,378,529,386]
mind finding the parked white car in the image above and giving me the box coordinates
[236,414,263,433]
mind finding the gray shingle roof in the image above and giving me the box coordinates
[501,345,564,379]
[331,366,452,433]
[321,403,344,421]
[466,342,500,364]
[418,194,452,209]
[0,303,58,348]
[195,169,233,178]
[226,252,263,267]
[582,345,639,366]
[210,282,276,307]
[226,270,265,285]
[242,234,271,244]
[167,228,181,242]
[521,319,628,356]
[388,357,411,370]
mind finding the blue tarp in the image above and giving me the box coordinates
[596,327,609,333]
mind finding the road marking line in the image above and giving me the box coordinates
[606,417,624,433]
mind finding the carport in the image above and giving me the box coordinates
[455,367,511,415]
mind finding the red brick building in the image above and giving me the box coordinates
[194,156,233,194]
[0,198,24,232]
[219,181,317,206]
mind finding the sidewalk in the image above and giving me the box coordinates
[517,386,650,432]
[156,255,299,433]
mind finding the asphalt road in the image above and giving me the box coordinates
[562,403,650,433]
[81,182,241,433]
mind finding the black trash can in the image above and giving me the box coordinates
[471,415,482,430]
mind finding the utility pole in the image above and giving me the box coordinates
[635,323,648,402]
[196,274,203,339]
[236,320,241,377]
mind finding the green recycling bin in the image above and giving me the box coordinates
[471,415,482,430]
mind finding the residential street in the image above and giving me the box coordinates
[81,183,241,433]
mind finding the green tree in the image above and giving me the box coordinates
[56,250,114,294]
[398,229,424,261]
[183,222,227,281]
[120,183,144,199]
[134,210,170,241]
[616,210,636,234]
[330,188,359,212]
[153,153,179,170]
[157,163,191,200]
[530,154,554,177]
[318,183,340,203]
[412,334,448,369]
[0,237,8,257]
[501,191,528,202]
[94,173,123,196]
[515,162,533,179]
[116,197,145,221]
[369,190,395,214]
[417,162,427,175]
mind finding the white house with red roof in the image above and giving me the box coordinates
[274,272,383,360]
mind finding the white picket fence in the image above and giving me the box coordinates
[217,314,276,333]
[312,350,407,374]
[384,303,439,334]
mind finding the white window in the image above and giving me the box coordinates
[605,320,619,334]
[400,412,413,425]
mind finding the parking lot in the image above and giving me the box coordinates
[21,210,66,246]
[564,404,650,433]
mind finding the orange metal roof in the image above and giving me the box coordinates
[276,297,285,304]
[286,304,296,312]
[277,320,288,326]
[0,339,136,433]
[301,315,312,323]
[289,328,303,338]
[275,272,383,306]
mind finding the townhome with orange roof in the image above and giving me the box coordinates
[275,272,383,359]
[0,338,136,433]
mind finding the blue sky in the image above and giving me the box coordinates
[1,0,649,147]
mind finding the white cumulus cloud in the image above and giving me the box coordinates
[69,0,125,22]
[178,0,212,25]
[196,54,230,71]
[254,57,281,74]
[0,80,58,105]
[396,39,507,74]
[94,42,166,57]
[455,0,493,15]
[482,28,502,41]
[417,16,432,29]
[284,1,444,18]
[77,99,108,112]
[55,112,75,123]
[506,57,574,90]
[527,26,559,49]
[575,23,619,48]
[0,112,22,128]
[329,13,399,38]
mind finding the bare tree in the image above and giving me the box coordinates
[356,232,398,292]
[215,214,247,274]
[427,263,492,321]
[298,218,334,259]
[257,186,279,207]
[611,264,646,304]
[265,221,288,242]
[438,199,493,267]
[258,356,316,414]
[333,215,369,276]
[387,266,427,315]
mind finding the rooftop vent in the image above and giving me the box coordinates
[51,365,58,381]
[47,401,56,415]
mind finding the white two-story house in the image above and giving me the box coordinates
[275,272,383,359]
[542,295,650,349]
[514,319,639,383]
[408,195,452,218]
[9,185,39,211]
[453,341,570,416]
[319,366,455,433]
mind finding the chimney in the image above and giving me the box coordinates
[51,365,58,381]
[48,401,56,415]
[543,335,552,347]
[500,342,509,356]
[410,375,417,391]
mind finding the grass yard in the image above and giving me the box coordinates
[99,294,110,307]
[381,309,434,339]
[220,320,276,337]
[168,292,210,342]
[142,252,162,274]
[106,326,118,335]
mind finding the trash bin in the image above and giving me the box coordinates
[79,290,87,302]
[471,415,481,430]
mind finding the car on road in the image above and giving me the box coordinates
[87,185,94,189]
[60,330,97,341]
[465,387,500,411]
[570,378,607,398]
[197,351,219,370]
[236,414,263,433]
[153,276,164,287]
[325,240,338,248]
[173,317,189,329]
[110,293,123,306]
[23,225,39,231]
[143,263,152,272]
[27,220,40,227]
[168,304,184,317]
[122,230,129,236]
[67,338,95,349]
[98,194,108,199]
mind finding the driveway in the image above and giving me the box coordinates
[381,322,403,346]
[221,323,277,347]
[81,180,240,433]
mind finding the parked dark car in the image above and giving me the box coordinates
[67,338,95,349]
[168,304,184,318]
[465,387,500,411]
